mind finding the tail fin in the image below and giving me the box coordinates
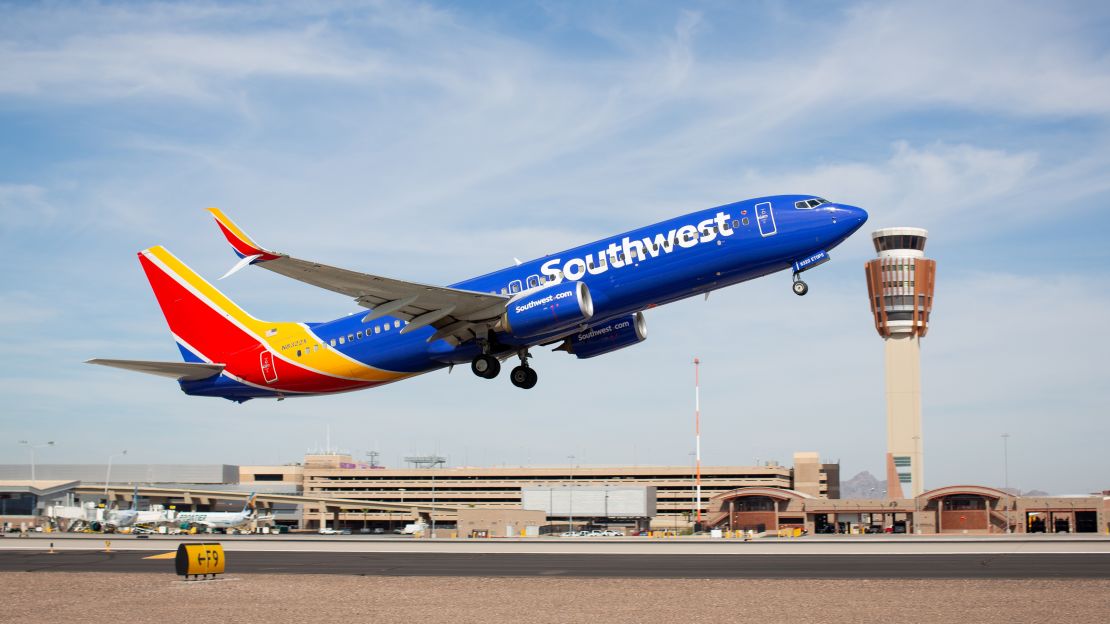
[242,492,257,513]
[130,484,139,511]
[138,246,270,364]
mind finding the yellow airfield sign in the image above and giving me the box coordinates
[174,542,225,578]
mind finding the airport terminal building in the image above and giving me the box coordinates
[239,451,839,530]
[2,455,1106,536]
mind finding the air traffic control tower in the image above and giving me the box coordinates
[864,227,936,498]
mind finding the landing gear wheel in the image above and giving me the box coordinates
[792,279,809,296]
[471,354,500,379]
[510,365,538,389]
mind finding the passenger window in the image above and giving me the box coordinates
[510,280,522,293]
[383,323,390,331]
[501,287,508,294]
[394,320,401,328]
[356,331,363,339]
[347,334,354,342]
[731,220,739,228]
[314,345,320,352]
[374,326,381,334]
[329,339,336,347]
[296,350,302,357]
[527,275,539,288]
[339,336,345,345]
[742,217,749,226]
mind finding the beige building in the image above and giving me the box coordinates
[240,451,839,530]
[704,484,1108,535]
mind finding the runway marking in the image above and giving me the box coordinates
[143,552,177,560]
[8,544,1110,552]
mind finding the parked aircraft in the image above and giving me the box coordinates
[175,493,258,530]
[103,486,141,529]
[89,196,866,399]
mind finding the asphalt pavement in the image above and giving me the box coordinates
[2,550,1108,578]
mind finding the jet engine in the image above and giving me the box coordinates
[555,312,647,359]
[500,281,594,339]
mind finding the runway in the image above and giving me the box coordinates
[3,549,1108,578]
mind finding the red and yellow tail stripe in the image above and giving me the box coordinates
[139,246,409,393]
[208,207,281,261]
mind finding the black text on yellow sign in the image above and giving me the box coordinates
[175,542,225,578]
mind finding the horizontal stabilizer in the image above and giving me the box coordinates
[86,359,225,381]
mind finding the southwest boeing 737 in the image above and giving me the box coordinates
[88,196,867,400]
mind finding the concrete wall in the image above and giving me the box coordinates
[457,509,546,538]
[0,465,239,484]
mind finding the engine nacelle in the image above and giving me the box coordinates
[557,312,647,359]
[501,281,594,339]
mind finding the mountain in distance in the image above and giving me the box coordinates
[840,470,886,499]
[840,471,1050,498]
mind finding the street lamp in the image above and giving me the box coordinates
[567,454,576,533]
[1001,433,1010,491]
[105,449,127,499]
[18,440,54,482]
[394,488,406,532]
[1002,433,1012,533]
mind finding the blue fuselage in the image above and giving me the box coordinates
[185,195,867,399]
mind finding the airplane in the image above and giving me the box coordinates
[102,485,141,529]
[175,493,260,530]
[103,485,171,529]
[88,195,867,400]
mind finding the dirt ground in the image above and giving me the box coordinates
[4,573,1108,623]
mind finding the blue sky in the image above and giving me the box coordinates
[1,1,1108,494]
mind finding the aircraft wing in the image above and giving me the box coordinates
[86,359,225,381]
[208,208,509,345]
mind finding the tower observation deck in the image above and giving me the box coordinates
[864,227,936,498]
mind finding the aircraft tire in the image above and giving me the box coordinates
[792,280,809,296]
[511,365,538,389]
[471,354,500,379]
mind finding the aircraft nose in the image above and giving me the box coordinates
[839,203,868,225]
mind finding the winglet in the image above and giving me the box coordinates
[207,208,282,277]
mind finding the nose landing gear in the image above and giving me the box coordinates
[792,276,809,296]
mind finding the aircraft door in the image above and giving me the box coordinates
[259,351,279,384]
[755,201,777,237]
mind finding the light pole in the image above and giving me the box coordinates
[395,488,405,532]
[567,454,575,533]
[693,358,702,528]
[689,451,697,531]
[1002,433,1012,533]
[105,449,127,499]
[1001,433,1010,491]
[18,440,54,482]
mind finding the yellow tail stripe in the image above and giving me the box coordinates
[145,246,406,383]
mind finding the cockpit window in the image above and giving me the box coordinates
[795,198,830,209]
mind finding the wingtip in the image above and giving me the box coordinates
[206,207,281,263]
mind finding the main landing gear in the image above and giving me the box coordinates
[469,350,538,389]
[792,273,809,296]
[510,350,538,390]
[471,354,500,379]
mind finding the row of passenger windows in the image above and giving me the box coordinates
[496,219,751,294]
[795,198,829,209]
[294,319,406,357]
